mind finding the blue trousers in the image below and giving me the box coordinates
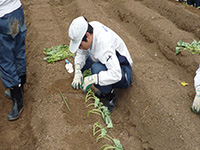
[0,6,27,89]
[82,58,133,94]
[187,0,200,7]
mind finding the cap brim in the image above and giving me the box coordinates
[69,39,82,53]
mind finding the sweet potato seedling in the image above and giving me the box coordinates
[85,89,113,128]
[93,122,123,150]
[85,90,123,149]
[93,121,107,137]
[87,108,102,118]
[85,88,96,103]
[100,139,123,150]
[176,40,200,55]
[87,97,103,118]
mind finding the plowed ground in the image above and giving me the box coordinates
[0,0,200,149]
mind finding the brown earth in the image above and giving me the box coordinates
[0,0,200,149]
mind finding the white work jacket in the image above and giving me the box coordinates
[75,21,133,86]
[0,0,21,17]
[195,65,200,89]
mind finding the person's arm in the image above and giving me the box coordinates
[194,65,200,89]
[82,49,122,92]
[98,49,122,86]
[72,49,88,89]
[74,49,88,68]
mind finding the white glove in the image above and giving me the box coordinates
[71,65,83,89]
[192,87,200,113]
[83,74,98,92]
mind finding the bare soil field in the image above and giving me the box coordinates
[0,0,200,149]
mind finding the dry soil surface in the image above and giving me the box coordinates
[0,0,200,150]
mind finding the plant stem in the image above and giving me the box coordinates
[60,91,71,112]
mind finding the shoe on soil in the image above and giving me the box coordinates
[105,94,117,113]
[96,89,118,112]
[7,84,24,121]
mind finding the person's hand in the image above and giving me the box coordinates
[83,74,98,92]
[192,87,200,113]
[71,65,83,89]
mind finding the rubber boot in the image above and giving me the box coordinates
[96,89,117,112]
[7,84,24,121]
[4,74,26,99]
[95,90,107,99]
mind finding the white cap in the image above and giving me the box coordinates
[68,16,88,53]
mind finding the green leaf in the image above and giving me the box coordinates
[94,97,100,108]
[100,128,107,137]
[177,40,183,47]
[175,40,200,55]
[113,139,123,149]
[175,47,181,55]
[107,121,113,128]
[83,68,92,78]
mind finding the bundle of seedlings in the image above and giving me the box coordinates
[93,121,123,150]
[85,89,113,128]
[176,40,200,55]
[43,44,75,63]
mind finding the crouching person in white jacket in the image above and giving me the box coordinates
[68,16,133,112]
[192,65,200,113]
